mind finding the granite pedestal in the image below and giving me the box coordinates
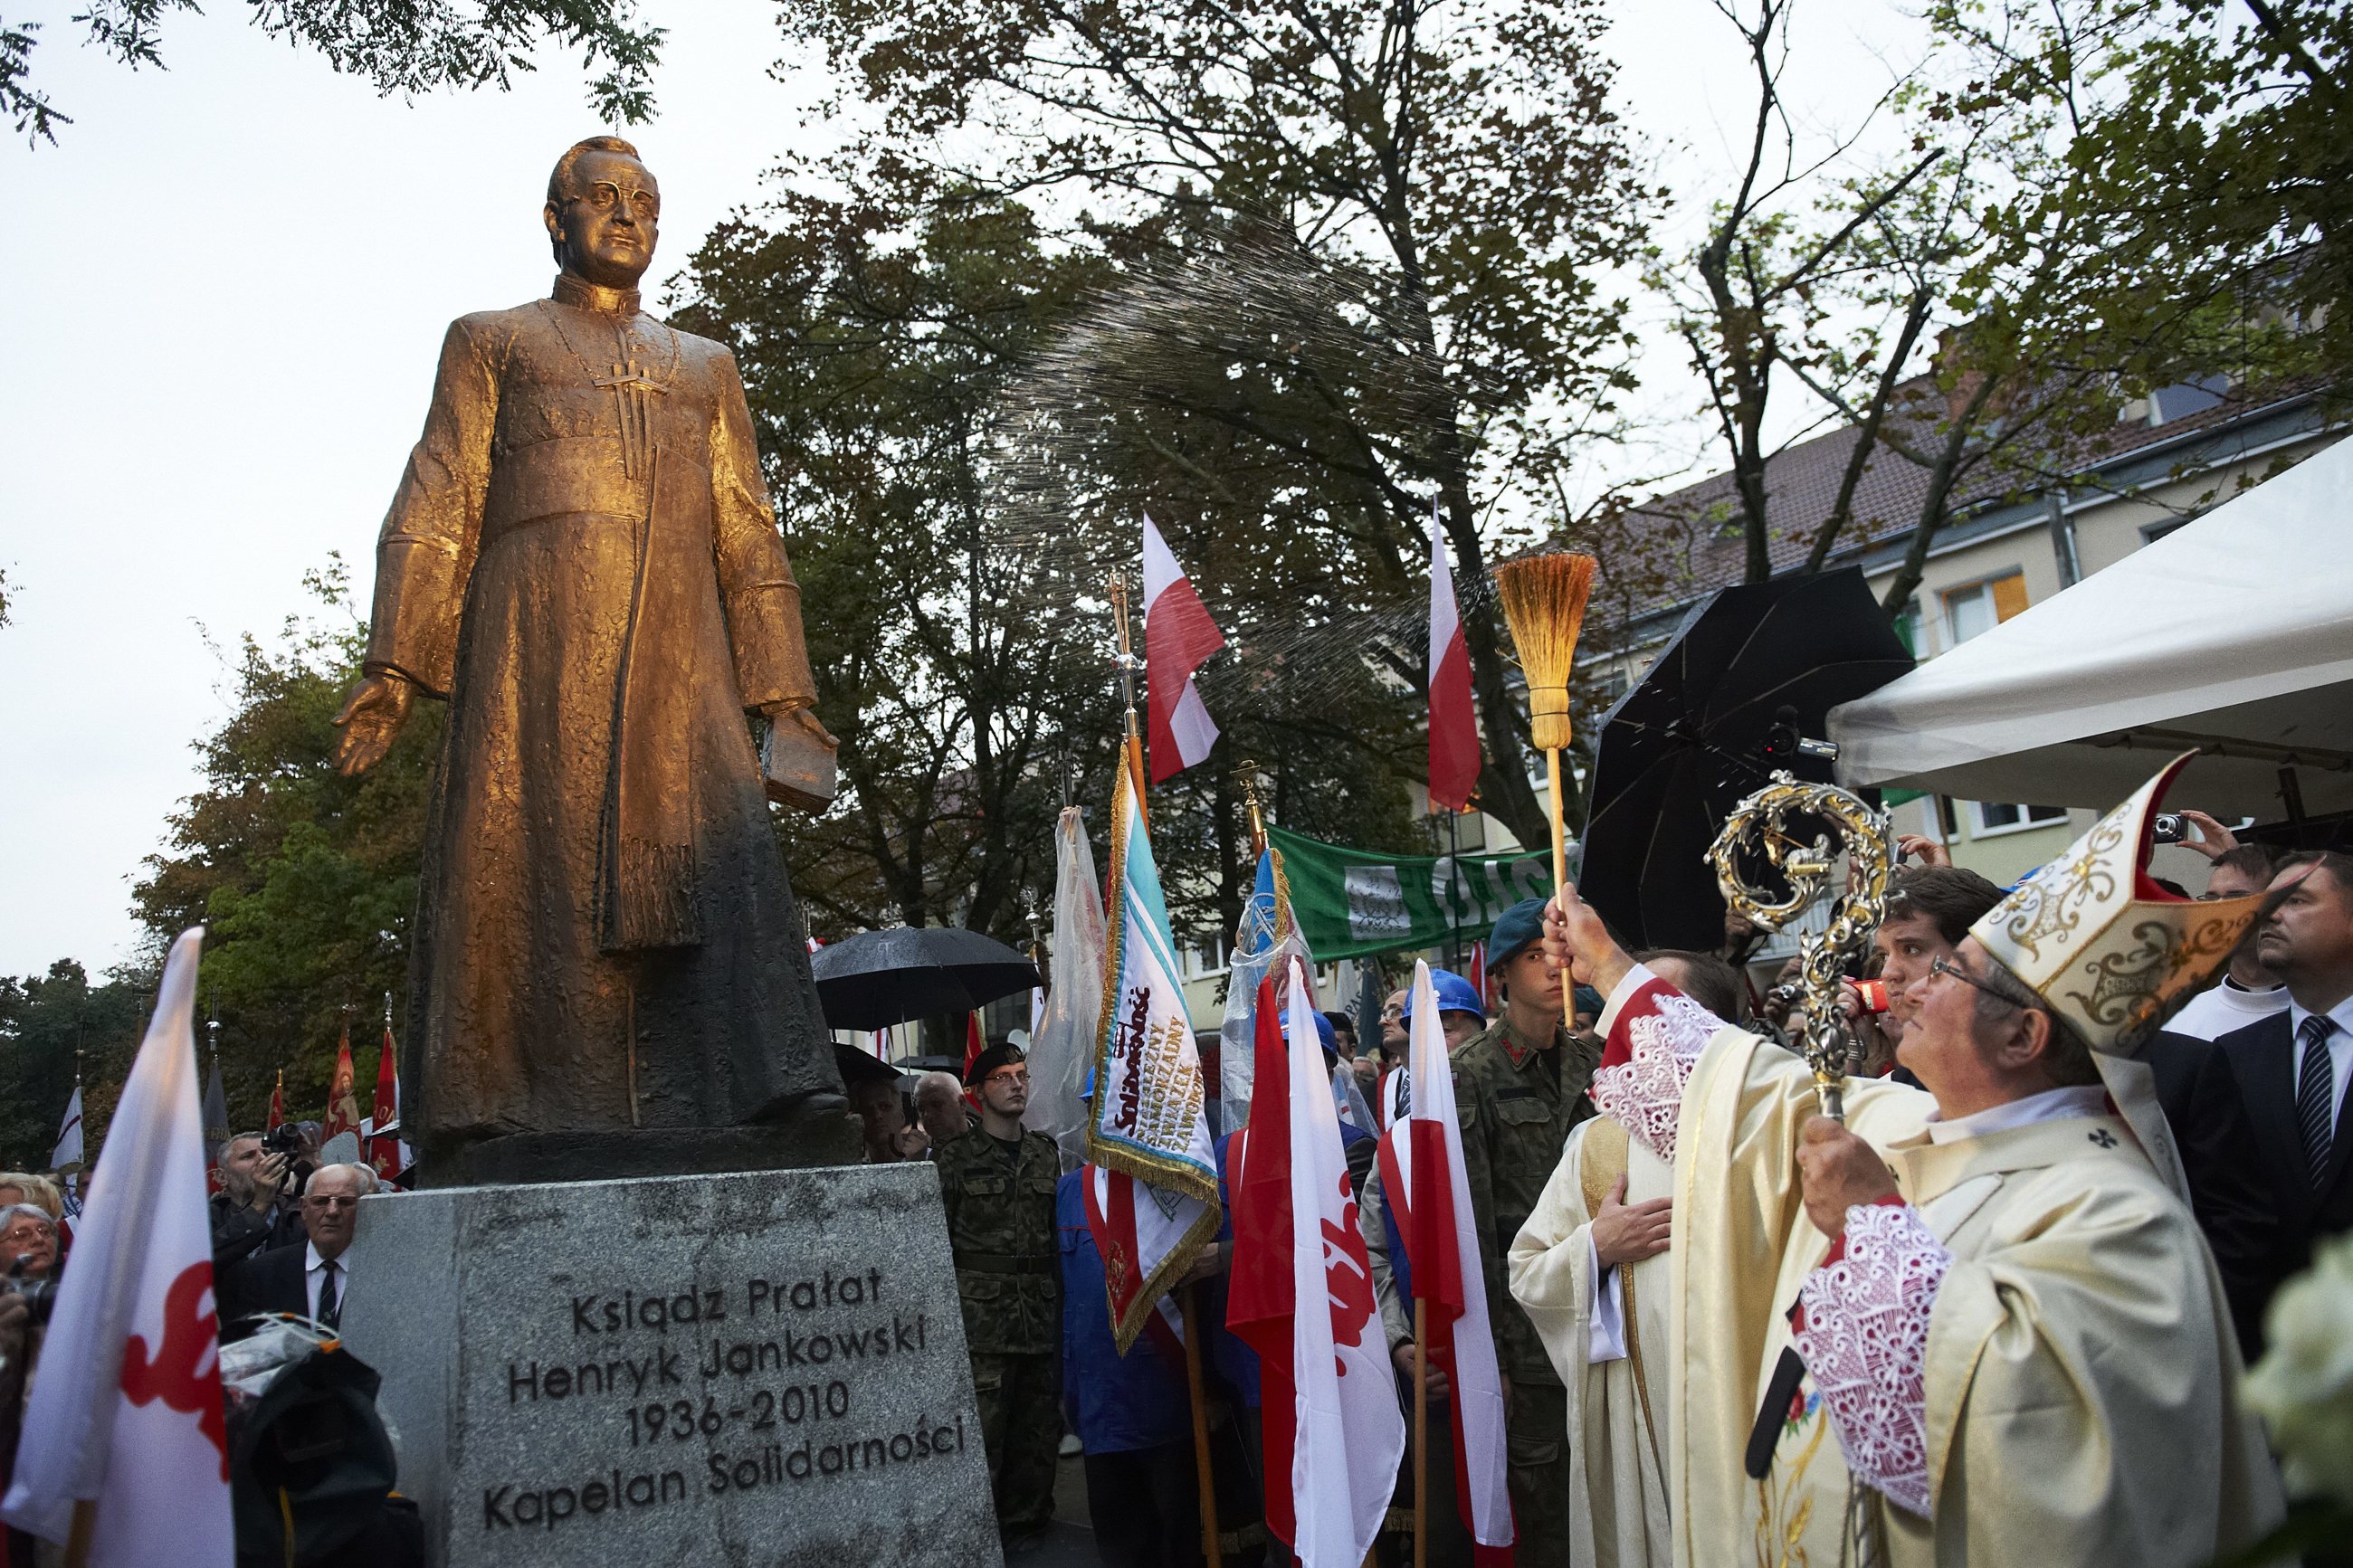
[338,1163,999,1568]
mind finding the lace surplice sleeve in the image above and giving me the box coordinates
[1588,966,1730,1164]
[1790,1197,1953,1518]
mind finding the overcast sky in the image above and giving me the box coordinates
[0,1,1921,977]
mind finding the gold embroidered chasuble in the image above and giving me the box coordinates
[1656,1022,2281,1568]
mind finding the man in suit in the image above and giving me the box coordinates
[2218,851,2353,1354]
[224,1163,370,1341]
[2170,841,2291,1040]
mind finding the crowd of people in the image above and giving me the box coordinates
[3,791,2344,1568]
[870,799,2353,1568]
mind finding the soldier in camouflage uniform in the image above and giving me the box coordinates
[937,1041,1064,1540]
[1451,898,1601,1568]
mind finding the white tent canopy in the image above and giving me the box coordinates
[1830,433,2353,822]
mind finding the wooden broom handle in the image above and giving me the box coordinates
[1546,748,1567,897]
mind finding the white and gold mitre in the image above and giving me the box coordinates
[1969,753,2264,1051]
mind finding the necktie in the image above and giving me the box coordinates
[2296,1015,2339,1188]
[317,1259,341,1329]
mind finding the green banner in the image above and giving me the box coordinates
[1265,824,1558,961]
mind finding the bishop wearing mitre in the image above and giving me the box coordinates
[332,137,844,1179]
[1523,755,2282,1566]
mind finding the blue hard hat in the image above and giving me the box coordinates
[1489,897,1550,968]
[1285,1005,1339,1064]
[1428,968,1486,1022]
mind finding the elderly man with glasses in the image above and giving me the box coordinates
[935,1042,1063,1544]
[220,1163,376,1341]
[1516,757,2282,1568]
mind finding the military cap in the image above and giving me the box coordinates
[966,1040,1026,1087]
[1489,897,1551,968]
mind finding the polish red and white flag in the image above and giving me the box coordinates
[1376,961,1515,1563]
[1141,511,1227,783]
[3,927,232,1568]
[1426,505,1480,813]
[1229,960,1405,1567]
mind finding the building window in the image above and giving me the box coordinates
[1943,573,2028,646]
[1184,935,1229,979]
[1974,801,2067,834]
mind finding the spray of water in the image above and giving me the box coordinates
[976,229,1521,718]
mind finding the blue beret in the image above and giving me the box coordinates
[1489,897,1551,967]
[1428,968,1486,1022]
[1573,985,1605,1019]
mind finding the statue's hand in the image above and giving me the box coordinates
[766,702,839,752]
[334,672,414,775]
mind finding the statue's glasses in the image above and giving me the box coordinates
[575,180,659,218]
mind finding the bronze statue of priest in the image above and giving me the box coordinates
[334,136,848,1183]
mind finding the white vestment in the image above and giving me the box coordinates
[1565,966,2282,1568]
[1509,1115,1672,1567]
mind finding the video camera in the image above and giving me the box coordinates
[5,1257,55,1330]
[262,1122,319,1196]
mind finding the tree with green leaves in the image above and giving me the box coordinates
[131,559,438,1132]
[1936,0,2350,418]
[0,959,148,1171]
[771,0,1653,852]
[5,0,662,146]
[1639,0,2311,618]
[675,177,1427,947]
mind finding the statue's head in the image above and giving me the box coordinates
[543,136,661,289]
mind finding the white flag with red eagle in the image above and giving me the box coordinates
[1376,961,1515,1562]
[4,927,232,1566]
[1141,511,1227,782]
[1228,958,1405,1566]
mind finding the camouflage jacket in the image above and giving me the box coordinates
[936,1126,1063,1355]
[1451,1015,1602,1384]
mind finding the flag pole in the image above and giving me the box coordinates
[1239,759,1267,858]
[1110,570,1150,830]
[1116,564,1212,1557]
[1180,1283,1225,1568]
[1413,1295,1430,1568]
[64,1498,96,1568]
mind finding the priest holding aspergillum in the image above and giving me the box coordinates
[1518,755,2284,1566]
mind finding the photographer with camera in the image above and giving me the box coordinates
[2,1202,60,1564]
[0,1209,54,1284]
[213,1126,316,1271]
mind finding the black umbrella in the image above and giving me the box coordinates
[1578,568,1914,952]
[811,926,1043,1031]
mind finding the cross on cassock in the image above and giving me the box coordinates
[595,359,670,478]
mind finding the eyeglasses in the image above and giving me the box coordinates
[1929,954,2026,1012]
[985,1069,1030,1087]
[573,180,659,216]
[1380,1005,1405,1021]
[305,1196,362,1212]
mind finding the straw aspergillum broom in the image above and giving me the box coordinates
[1494,551,1599,897]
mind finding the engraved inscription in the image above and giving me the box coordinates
[474,1265,968,1534]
